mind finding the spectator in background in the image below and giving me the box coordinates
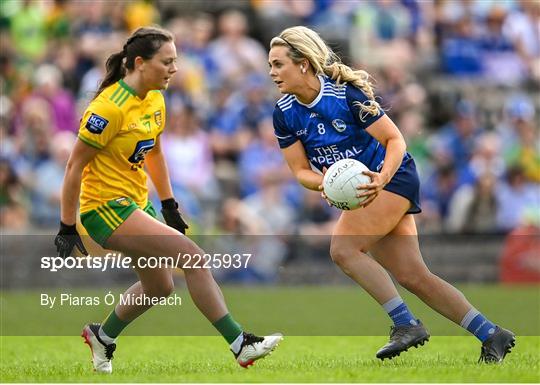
[52,41,80,94]
[422,162,459,228]
[78,50,108,105]
[440,14,483,77]
[376,64,426,120]
[238,117,290,197]
[434,100,484,172]
[9,0,47,62]
[44,0,71,40]
[496,165,540,232]
[503,0,540,83]
[167,16,213,111]
[71,1,115,37]
[351,0,415,69]
[233,73,275,143]
[0,158,28,230]
[32,64,78,133]
[308,0,356,50]
[181,13,219,92]
[161,102,218,222]
[0,51,17,98]
[480,6,527,86]
[208,9,268,87]
[459,132,505,186]
[397,110,430,174]
[0,117,16,162]
[30,131,75,227]
[208,84,243,162]
[446,170,499,234]
[251,0,315,45]
[70,1,122,85]
[124,0,159,32]
[13,98,53,182]
[499,96,539,183]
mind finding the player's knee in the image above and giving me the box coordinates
[146,280,175,299]
[330,244,354,268]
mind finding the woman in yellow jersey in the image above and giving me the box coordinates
[54,26,281,374]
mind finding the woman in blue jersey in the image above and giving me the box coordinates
[269,26,514,363]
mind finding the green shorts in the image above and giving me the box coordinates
[80,197,157,246]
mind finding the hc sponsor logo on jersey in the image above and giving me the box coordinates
[309,112,320,119]
[86,113,109,134]
[128,139,155,164]
[332,119,346,132]
[296,128,308,136]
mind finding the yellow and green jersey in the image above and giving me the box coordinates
[78,79,166,213]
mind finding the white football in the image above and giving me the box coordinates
[322,159,371,210]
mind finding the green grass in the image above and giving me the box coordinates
[1,285,539,382]
[1,336,539,382]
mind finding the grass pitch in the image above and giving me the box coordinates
[1,335,539,382]
[1,285,539,382]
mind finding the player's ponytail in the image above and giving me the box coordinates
[270,26,381,121]
[95,26,174,97]
[324,61,380,120]
[96,51,126,96]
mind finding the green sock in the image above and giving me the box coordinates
[101,309,130,339]
[212,313,243,344]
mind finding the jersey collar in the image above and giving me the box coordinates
[295,75,325,109]
[118,79,138,97]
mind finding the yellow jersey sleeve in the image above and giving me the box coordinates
[78,99,123,149]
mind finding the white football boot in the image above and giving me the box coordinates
[81,323,116,373]
[234,332,283,368]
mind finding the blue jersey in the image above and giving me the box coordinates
[273,75,422,214]
[273,75,411,173]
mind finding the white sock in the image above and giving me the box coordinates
[460,308,480,328]
[382,296,403,313]
[230,332,244,354]
[98,326,116,345]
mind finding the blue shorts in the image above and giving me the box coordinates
[383,157,422,214]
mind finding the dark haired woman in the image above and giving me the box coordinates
[55,26,281,373]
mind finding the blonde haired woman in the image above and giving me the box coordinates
[269,26,514,363]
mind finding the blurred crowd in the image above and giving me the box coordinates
[1,0,539,256]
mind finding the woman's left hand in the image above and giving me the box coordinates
[317,167,333,207]
[356,170,389,208]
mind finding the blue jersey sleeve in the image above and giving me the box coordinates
[346,84,385,129]
[273,107,297,149]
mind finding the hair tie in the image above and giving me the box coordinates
[281,37,299,53]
